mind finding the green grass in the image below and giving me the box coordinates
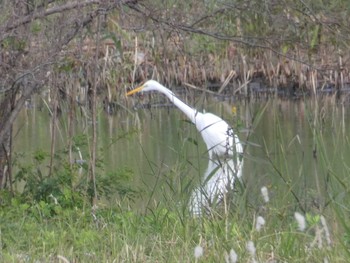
[1,174,348,263]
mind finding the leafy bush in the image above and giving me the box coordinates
[10,145,139,214]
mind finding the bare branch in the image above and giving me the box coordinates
[2,0,101,34]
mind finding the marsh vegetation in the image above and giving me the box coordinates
[1,0,350,262]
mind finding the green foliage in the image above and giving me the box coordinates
[14,150,84,211]
[1,36,27,51]
[306,213,320,227]
[97,167,138,199]
[56,56,77,73]
[11,139,139,215]
[30,20,42,34]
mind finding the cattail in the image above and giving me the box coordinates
[256,216,266,231]
[294,212,306,231]
[260,186,269,203]
[194,245,204,259]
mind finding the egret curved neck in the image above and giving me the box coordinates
[162,89,197,123]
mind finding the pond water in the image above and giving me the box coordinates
[13,94,350,213]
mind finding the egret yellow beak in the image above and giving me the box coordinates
[126,85,144,96]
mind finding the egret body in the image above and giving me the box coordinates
[127,80,243,214]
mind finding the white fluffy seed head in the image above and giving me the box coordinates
[194,245,204,259]
[294,212,306,231]
[246,240,256,257]
[256,216,266,231]
[260,186,269,203]
[228,249,238,263]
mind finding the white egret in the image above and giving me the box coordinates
[127,80,243,215]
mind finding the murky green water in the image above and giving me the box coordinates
[13,96,350,211]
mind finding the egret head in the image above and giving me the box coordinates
[126,80,162,96]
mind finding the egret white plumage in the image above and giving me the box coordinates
[127,80,243,215]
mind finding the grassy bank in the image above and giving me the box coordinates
[0,189,348,262]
